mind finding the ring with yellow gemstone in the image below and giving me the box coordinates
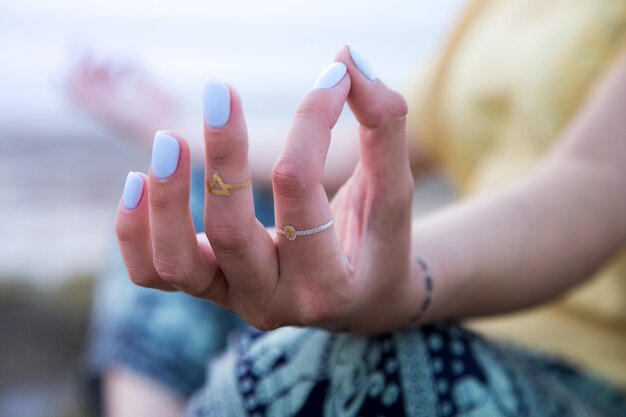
[277,219,334,241]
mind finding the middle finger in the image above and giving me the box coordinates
[202,80,277,296]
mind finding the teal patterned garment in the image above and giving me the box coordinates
[184,325,626,417]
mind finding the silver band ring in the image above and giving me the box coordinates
[277,219,334,241]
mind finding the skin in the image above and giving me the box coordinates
[110,46,626,415]
[411,50,626,322]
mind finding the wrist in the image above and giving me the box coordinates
[400,253,437,328]
[409,256,434,324]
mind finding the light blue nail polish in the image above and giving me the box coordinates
[151,131,180,179]
[348,44,377,81]
[203,79,231,128]
[122,172,143,209]
[313,62,347,90]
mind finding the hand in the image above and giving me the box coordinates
[65,50,179,146]
[115,46,421,334]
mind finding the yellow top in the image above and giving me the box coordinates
[409,0,626,389]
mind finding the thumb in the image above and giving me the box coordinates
[336,45,410,182]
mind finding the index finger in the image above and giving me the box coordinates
[272,62,351,280]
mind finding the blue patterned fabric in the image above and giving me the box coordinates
[186,324,626,417]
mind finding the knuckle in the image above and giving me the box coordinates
[295,277,352,326]
[362,102,386,128]
[207,140,246,165]
[127,269,158,288]
[152,256,193,286]
[249,312,282,332]
[296,92,345,129]
[149,192,172,216]
[295,100,332,125]
[295,101,319,119]
[149,188,188,217]
[387,91,409,119]
[115,222,136,247]
[205,223,250,257]
[271,162,313,200]
[207,147,230,165]
[297,302,332,326]
[193,269,224,299]
[299,299,345,327]
[364,91,408,130]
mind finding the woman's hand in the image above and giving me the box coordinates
[114,46,423,334]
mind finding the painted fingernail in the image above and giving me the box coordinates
[122,172,144,210]
[203,79,231,128]
[347,44,377,81]
[151,131,180,179]
[313,62,347,90]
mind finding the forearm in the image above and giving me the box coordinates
[411,52,626,323]
[412,158,625,322]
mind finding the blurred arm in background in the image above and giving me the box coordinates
[64,49,360,193]
[65,51,181,150]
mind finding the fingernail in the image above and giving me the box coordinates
[122,172,144,210]
[203,79,231,128]
[313,62,347,90]
[151,131,180,179]
[347,44,377,81]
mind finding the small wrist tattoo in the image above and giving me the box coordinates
[408,256,434,325]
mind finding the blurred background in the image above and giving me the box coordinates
[0,0,466,415]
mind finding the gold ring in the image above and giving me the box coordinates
[277,219,334,241]
[207,172,252,196]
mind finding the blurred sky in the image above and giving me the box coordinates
[0,0,467,282]
[0,0,466,127]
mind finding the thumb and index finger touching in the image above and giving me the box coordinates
[335,45,414,246]
[271,44,411,274]
[337,45,411,187]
